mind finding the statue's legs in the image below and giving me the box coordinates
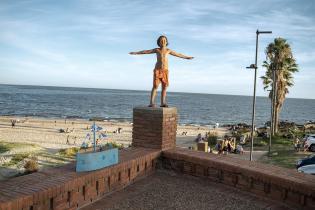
[149,87,158,107]
[161,85,168,107]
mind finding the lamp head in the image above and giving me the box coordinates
[246,64,257,69]
[257,30,272,34]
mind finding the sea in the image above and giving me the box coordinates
[0,84,314,127]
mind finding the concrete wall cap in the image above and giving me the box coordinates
[134,107,177,114]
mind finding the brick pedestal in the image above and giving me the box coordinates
[197,142,208,152]
[132,107,177,150]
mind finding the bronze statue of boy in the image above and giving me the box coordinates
[129,36,193,107]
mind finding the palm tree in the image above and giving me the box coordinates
[261,38,298,134]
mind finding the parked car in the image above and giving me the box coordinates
[297,164,315,175]
[296,154,315,168]
[304,134,315,152]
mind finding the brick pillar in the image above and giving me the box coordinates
[132,107,177,150]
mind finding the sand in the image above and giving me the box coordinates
[0,116,229,149]
[0,116,229,180]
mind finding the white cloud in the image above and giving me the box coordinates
[0,0,314,98]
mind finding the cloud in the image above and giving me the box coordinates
[0,0,314,98]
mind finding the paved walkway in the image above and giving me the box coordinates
[82,170,293,210]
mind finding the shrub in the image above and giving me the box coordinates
[207,132,218,146]
[24,157,38,173]
[101,142,124,150]
[59,147,79,157]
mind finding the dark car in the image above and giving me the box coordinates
[296,154,315,168]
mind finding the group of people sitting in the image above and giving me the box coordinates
[215,137,236,154]
[215,138,244,155]
[194,133,244,155]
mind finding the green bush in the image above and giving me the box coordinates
[104,142,124,149]
[2,153,30,166]
[12,153,29,162]
[207,132,218,146]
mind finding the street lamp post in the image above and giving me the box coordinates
[246,63,257,162]
[247,30,272,161]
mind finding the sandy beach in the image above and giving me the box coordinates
[0,116,228,149]
[0,116,229,180]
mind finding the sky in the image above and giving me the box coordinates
[0,0,314,99]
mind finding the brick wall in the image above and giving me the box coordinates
[0,148,160,210]
[161,148,315,209]
[132,107,177,150]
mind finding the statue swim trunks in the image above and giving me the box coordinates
[153,69,169,88]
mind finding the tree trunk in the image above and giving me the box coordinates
[271,68,277,135]
[274,106,280,133]
[272,75,277,135]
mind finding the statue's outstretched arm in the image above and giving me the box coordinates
[129,49,156,55]
[169,50,194,59]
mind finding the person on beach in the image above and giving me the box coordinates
[216,141,223,154]
[294,137,300,152]
[195,133,202,142]
[236,144,244,154]
[129,35,194,107]
[11,119,16,128]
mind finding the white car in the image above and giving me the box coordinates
[304,134,315,152]
[298,164,315,175]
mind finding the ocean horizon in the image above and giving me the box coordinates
[0,84,314,126]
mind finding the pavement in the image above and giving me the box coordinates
[81,170,293,210]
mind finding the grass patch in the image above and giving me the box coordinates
[272,135,292,146]
[2,153,30,166]
[258,135,312,169]
[253,138,268,147]
[0,144,10,153]
[245,136,292,150]
[260,150,311,169]
[0,142,36,153]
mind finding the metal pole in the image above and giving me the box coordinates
[248,30,272,161]
[93,121,96,152]
[249,30,259,161]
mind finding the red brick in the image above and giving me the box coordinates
[132,107,177,150]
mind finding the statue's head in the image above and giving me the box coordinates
[157,35,168,47]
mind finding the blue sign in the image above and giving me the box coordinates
[76,148,119,172]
